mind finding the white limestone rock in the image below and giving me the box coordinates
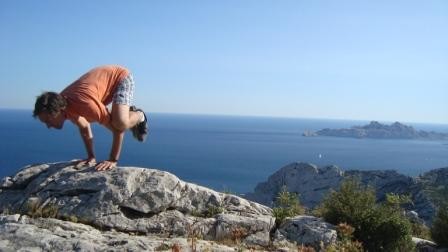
[274,215,337,249]
[412,237,438,252]
[0,161,274,249]
[0,214,236,251]
[245,162,344,208]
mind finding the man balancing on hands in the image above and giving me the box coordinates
[33,65,148,171]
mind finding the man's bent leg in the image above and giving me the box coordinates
[111,104,141,131]
[110,73,147,141]
[110,73,141,131]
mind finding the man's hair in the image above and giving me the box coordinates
[33,92,67,118]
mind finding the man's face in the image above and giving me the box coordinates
[38,112,65,130]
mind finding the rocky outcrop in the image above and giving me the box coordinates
[412,237,438,252]
[303,121,448,140]
[0,161,275,250]
[0,161,343,251]
[245,162,442,225]
[273,216,337,249]
[0,214,236,251]
[2,161,445,251]
[418,167,448,206]
[245,163,344,208]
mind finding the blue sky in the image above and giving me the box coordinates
[1,0,447,124]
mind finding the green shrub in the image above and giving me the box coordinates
[190,205,224,218]
[326,223,364,252]
[272,185,304,227]
[431,204,448,247]
[65,215,78,223]
[319,177,414,251]
[411,222,431,240]
[318,178,376,227]
[385,193,412,209]
[384,193,431,240]
[23,198,58,219]
[364,204,414,251]
[204,205,224,218]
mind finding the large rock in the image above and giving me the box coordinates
[0,161,274,249]
[0,214,235,251]
[412,237,438,252]
[418,167,448,209]
[245,162,438,224]
[245,162,344,208]
[274,215,337,249]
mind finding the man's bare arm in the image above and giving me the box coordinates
[71,116,96,166]
[95,120,125,171]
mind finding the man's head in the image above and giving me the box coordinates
[33,92,67,129]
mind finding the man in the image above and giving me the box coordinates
[33,65,148,171]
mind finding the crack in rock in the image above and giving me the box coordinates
[119,206,157,220]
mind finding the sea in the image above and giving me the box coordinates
[1,109,447,194]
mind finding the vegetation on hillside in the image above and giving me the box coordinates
[317,177,415,251]
[431,204,448,248]
[272,185,305,228]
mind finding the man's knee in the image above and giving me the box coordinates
[111,119,128,131]
[111,104,131,131]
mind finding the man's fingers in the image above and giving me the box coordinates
[75,158,97,169]
[95,161,116,171]
[95,163,105,171]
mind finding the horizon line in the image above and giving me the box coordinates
[2,107,447,126]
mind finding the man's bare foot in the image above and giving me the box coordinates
[130,106,148,142]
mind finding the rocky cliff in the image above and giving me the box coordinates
[245,162,447,225]
[0,161,338,251]
[304,121,448,140]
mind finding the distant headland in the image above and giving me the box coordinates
[303,121,448,140]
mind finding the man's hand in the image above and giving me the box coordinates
[95,160,117,171]
[75,157,97,168]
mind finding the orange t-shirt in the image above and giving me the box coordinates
[61,65,129,125]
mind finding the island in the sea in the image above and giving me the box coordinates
[303,121,448,140]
